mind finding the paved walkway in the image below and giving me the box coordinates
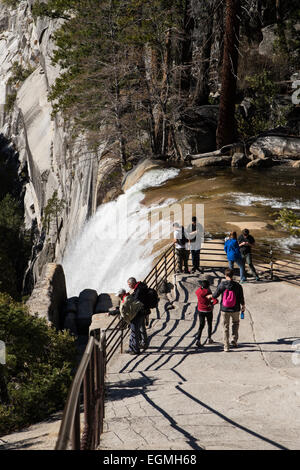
[99,272,300,450]
[1,271,299,450]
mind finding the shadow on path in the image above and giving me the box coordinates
[176,385,289,450]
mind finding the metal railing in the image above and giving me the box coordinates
[55,332,106,450]
[55,237,300,449]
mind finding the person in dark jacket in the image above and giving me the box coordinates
[224,231,246,283]
[209,268,245,352]
[127,277,149,350]
[238,228,260,281]
[195,279,218,348]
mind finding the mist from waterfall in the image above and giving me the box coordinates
[62,168,180,297]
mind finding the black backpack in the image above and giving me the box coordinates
[177,226,188,247]
[144,287,159,309]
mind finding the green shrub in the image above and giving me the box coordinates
[0,293,76,436]
[274,209,300,236]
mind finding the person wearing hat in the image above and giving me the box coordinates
[195,278,218,348]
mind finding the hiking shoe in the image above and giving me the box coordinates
[140,343,149,351]
[196,341,204,349]
[184,269,190,274]
[224,348,230,352]
[240,280,247,284]
[230,341,238,348]
[207,338,214,344]
[255,276,261,281]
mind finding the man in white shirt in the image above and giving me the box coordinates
[173,222,189,273]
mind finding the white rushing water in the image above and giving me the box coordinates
[62,168,180,297]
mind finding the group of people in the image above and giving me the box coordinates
[224,228,260,283]
[173,216,203,273]
[195,268,245,352]
[111,227,257,355]
[109,277,150,355]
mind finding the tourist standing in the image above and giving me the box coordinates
[238,229,260,281]
[173,222,189,273]
[127,277,149,350]
[187,216,203,273]
[224,231,246,283]
[210,268,245,352]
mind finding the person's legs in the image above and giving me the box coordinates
[176,249,183,272]
[231,311,240,345]
[236,257,246,281]
[196,311,206,345]
[206,311,213,339]
[246,253,259,279]
[191,250,196,271]
[129,314,141,354]
[195,250,200,271]
[221,311,230,351]
[139,311,149,349]
[184,249,189,272]
[228,260,234,270]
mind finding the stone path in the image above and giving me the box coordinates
[99,272,300,450]
[1,271,300,450]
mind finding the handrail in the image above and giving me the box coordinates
[55,236,300,450]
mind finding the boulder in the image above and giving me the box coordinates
[26,263,67,329]
[96,157,124,206]
[77,289,98,334]
[292,160,300,168]
[250,136,300,159]
[122,158,161,192]
[95,293,120,313]
[63,312,78,336]
[246,157,274,168]
[192,155,232,167]
[231,153,249,168]
[175,106,219,157]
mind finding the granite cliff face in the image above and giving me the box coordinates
[0,1,122,291]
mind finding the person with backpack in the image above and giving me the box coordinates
[224,231,246,283]
[238,228,260,281]
[173,222,189,274]
[210,268,245,352]
[127,277,150,350]
[195,279,218,348]
[115,288,145,355]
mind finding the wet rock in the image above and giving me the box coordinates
[26,263,67,329]
[175,106,219,157]
[95,293,120,313]
[192,155,232,167]
[77,289,98,334]
[96,157,123,205]
[250,136,300,159]
[246,157,274,168]
[122,158,161,191]
[231,153,249,168]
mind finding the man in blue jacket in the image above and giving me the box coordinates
[224,231,246,283]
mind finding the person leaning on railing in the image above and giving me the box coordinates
[113,287,146,356]
[127,277,149,351]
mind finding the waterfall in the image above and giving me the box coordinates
[62,168,180,297]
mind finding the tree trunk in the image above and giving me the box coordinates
[180,0,194,95]
[216,0,241,149]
